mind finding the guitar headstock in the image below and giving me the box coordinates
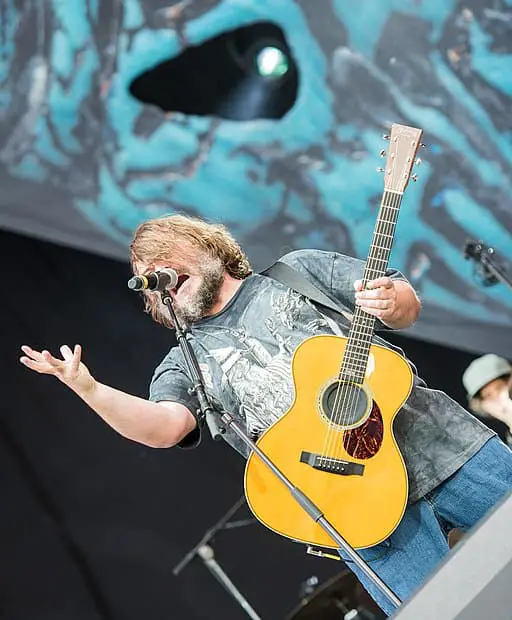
[380,123,423,193]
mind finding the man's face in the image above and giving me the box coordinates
[480,376,512,404]
[135,244,225,327]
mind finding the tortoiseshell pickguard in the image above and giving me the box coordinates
[342,400,383,459]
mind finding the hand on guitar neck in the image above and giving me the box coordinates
[354,276,420,330]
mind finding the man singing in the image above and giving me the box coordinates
[20,214,512,616]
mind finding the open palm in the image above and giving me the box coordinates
[20,344,94,393]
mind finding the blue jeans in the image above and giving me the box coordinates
[340,437,512,617]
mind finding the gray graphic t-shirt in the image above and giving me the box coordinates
[150,250,493,502]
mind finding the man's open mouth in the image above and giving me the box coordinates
[173,274,189,294]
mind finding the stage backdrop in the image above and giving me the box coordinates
[1,0,511,355]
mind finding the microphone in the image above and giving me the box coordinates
[127,268,178,292]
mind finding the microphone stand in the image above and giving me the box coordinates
[478,249,512,289]
[464,240,512,289]
[172,495,261,620]
[160,290,401,612]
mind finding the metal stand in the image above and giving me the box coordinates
[173,495,261,620]
[161,291,401,611]
[464,239,512,289]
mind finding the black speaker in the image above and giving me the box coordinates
[394,491,512,619]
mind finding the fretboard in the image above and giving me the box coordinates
[340,190,403,383]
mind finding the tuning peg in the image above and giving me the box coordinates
[410,174,418,182]
[419,143,426,148]
[382,134,390,141]
[415,158,422,166]
[380,150,387,157]
[376,167,385,173]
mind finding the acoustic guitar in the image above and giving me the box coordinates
[244,123,423,550]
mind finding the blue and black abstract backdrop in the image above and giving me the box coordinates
[1,0,511,355]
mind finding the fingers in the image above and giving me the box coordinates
[355,278,397,319]
[20,345,46,362]
[357,297,391,309]
[19,345,67,372]
[19,356,49,373]
[357,288,386,300]
[60,345,74,361]
[19,346,55,372]
[353,277,393,292]
[356,303,391,319]
[367,277,393,289]
[71,344,82,375]
[40,350,65,368]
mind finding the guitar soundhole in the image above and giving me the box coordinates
[343,401,384,459]
[320,381,369,427]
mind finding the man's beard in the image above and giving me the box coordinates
[147,258,225,328]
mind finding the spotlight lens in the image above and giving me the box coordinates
[256,46,289,77]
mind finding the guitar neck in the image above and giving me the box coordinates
[341,190,403,383]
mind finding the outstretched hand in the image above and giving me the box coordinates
[20,344,95,395]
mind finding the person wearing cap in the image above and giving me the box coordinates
[463,354,512,447]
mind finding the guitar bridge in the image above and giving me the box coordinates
[300,451,364,476]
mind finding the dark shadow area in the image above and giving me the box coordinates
[0,229,339,620]
[130,22,299,120]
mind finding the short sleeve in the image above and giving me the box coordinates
[279,249,408,330]
[149,352,201,449]
[330,252,407,315]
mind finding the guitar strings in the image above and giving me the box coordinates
[335,194,397,456]
[335,191,401,457]
[339,191,401,451]
[331,191,400,461]
[320,190,402,465]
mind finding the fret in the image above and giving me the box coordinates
[350,321,373,345]
[340,361,367,371]
[378,212,399,220]
[344,353,371,364]
[343,347,371,359]
[373,232,394,240]
[367,256,388,264]
[343,352,370,365]
[376,218,397,226]
[341,365,367,377]
[339,373,365,385]
[348,326,375,339]
[344,347,371,358]
[369,245,391,253]
[370,241,393,249]
[340,366,366,376]
[349,326,374,337]
[380,206,400,214]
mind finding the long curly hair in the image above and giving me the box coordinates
[130,214,252,279]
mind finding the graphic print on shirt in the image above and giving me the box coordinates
[203,289,335,439]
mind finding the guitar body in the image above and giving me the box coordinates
[244,334,413,550]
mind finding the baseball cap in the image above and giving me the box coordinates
[462,354,512,399]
